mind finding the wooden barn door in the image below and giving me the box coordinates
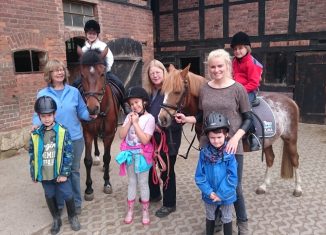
[107,38,143,90]
[294,51,326,124]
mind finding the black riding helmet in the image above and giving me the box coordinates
[230,31,251,48]
[124,86,149,103]
[34,96,57,114]
[84,19,100,34]
[204,112,230,134]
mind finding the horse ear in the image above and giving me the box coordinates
[168,64,176,72]
[180,63,191,79]
[77,46,83,57]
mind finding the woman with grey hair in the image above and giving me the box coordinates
[32,59,95,216]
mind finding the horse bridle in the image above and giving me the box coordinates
[160,79,189,118]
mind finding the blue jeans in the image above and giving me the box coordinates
[57,138,84,209]
[234,154,248,222]
[43,178,73,200]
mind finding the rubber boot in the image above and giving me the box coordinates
[206,219,215,235]
[237,220,249,235]
[248,134,261,151]
[65,198,81,231]
[45,197,62,235]
[223,221,233,235]
[141,200,150,225]
[124,199,135,224]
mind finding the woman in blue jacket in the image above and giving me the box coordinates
[195,112,238,235]
[32,59,95,214]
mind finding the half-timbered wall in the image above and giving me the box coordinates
[153,0,326,123]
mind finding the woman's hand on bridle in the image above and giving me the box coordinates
[175,113,186,124]
[31,125,39,132]
[90,114,97,119]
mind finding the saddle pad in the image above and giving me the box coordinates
[252,97,276,138]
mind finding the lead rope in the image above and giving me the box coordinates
[151,126,170,189]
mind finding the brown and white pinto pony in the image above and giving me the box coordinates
[158,64,302,197]
[79,49,119,201]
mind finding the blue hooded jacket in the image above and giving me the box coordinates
[195,143,238,205]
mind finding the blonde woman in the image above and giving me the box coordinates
[175,49,251,234]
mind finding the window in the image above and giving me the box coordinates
[13,50,47,73]
[63,1,94,27]
[264,52,288,84]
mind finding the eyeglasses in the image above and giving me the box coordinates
[51,68,65,73]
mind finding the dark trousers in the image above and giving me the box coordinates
[42,178,73,201]
[149,154,177,208]
[106,71,125,95]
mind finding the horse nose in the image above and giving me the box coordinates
[159,116,168,127]
[88,106,100,115]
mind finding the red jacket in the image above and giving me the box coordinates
[233,53,263,93]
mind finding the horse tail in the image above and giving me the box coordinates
[280,142,294,179]
[280,98,300,179]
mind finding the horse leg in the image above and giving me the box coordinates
[93,136,101,166]
[84,136,94,201]
[281,138,302,197]
[256,145,275,195]
[102,134,114,194]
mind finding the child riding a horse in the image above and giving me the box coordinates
[116,86,155,225]
[76,19,129,114]
[231,31,263,151]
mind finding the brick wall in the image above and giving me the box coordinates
[296,0,326,32]
[229,2,259,36]
[205,7,223,39]
[0,0,153,154]
[178,11,200,40]
[265,0,289,35]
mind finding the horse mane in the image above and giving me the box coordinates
[162,67,207,97]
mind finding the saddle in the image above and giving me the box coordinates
[252,97,276,138]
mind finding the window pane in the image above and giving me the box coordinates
[64,13,73,26]
[83,5,93,16]
[31,51,40,71]
[63,2,70,12]
[72,15,84,27]
[71,3,83,14]
[14,50,31,72]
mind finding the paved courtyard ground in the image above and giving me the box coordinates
[0,123,326,235]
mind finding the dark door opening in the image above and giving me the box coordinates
[180,57,200,75]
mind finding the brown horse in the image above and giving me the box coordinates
[79,49,119,201]
[158,64,302,197]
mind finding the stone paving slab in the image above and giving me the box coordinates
[1,123,326,235]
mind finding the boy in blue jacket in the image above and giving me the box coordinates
[29,96,80,234]
[195,112,238,235]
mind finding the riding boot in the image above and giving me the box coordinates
[65,198,81,231]
[223,222,233,235]
[124,199,135,224]
[141,200,150,225]
[248,133,261,151]
[45,197,62,235]
[206,219,215,235]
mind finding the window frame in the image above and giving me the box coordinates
[63,1,95,28]
[12,49,47,74]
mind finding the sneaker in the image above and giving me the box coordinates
[155,206,176,218]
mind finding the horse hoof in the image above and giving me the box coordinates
[103,185,113,194]
[93,156,101,166]
[293,190,302,197]
[84,193,94,201]
[255,188,266,195]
